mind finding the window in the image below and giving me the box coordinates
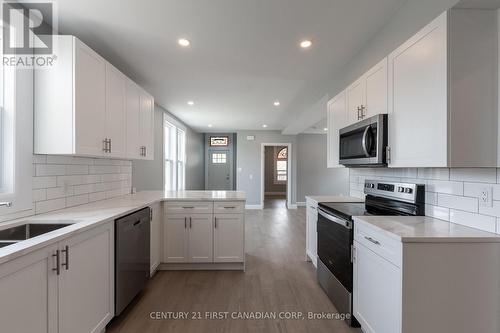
[164,117,186,191]
[210,136,228,147]
[212,153,227,164]
[0,23,33,215]
[275,147,287,183]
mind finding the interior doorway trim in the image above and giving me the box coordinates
[260,143,292,209]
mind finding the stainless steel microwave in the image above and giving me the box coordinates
[339,114,388,167]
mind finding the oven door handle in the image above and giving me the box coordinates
[318,208,352,229]
[361,125,371,157]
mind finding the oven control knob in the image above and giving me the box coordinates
[398,187,404,193]
[369,183,375,188]
[404,188,412,194]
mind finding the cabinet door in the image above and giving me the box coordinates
[126,80,142,159]
[164,215,189,263]
[74,39,106,156]
[58,222,114,333]
[346,78,365,124]
[365,58,388,118]
[214,214,244,263]
[387,12,447,167]
[105,64,127,158]
[139,91,155,160]
[0,244,58,333]
[305,204,318,267]
[188,214,213,263]
[353,242,401,333]
[150,203,162,274]
[327,91,347,168]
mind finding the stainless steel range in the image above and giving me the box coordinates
[316,180,425,327]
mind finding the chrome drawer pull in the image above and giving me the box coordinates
[223,206,236,209]
[364,236,381,245]
[182,206,194,209]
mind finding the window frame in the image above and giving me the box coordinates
[274,147,287,184]
[163,114,186,191]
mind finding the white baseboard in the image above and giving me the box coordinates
[245,204,263,210]
[296,201,306,207]
[288,204,298,209]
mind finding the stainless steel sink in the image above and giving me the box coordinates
[0,241,18,248]
[0,222,74,242]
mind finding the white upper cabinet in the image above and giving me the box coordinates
[105,64,127,158]
[126,82,154,160]
[327,90,347,168]
[388,10,497,167]
[35,35,154,160]
[346,57,388,125]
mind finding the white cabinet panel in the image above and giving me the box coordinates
[74,38,107,156]
[105,64,127,158]
[353,241,401,333]
[346,79,365,125]
[0,244,58,333]
[150,203,162,274]
[188,215,213,263]
[58,222,114,333]
[388,13,448,167]
[214,214,244,263]
[126,80,142,159]
[305,200,318,267]
[163,215,189,263]
[139,90,155,160]
[327,91,347,168]
[365,58,388,118]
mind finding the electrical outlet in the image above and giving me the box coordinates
[479,186,493,208]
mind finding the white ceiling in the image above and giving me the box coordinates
[49,0,407,132]
[302,118,328,134]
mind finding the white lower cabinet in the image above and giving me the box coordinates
[353,241,400,333]
[0,243,58,333]
[163,201,245,267]
[0,221,114,333]
[214,214,244,262]
[305,198,318,267]
[150,203,162,274]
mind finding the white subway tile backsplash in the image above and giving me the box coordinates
[66,194,89,208]
[450,168,497,183]
[437,194,478,213]
[89,191,106,202]
[32,189,46,202]
[35,198,66,214]
[35,164,66,176]
[66,164,89,175]
[425,204,450,221]
[32,155,47,164]
[449,210,496,233]
[350,167,500,234]
[33,176,57,189]
[426,180,463,195]
[46,186,74,200]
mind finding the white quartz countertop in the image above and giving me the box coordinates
[0,190,246,264]
[305,195,364,203]
[353,215,500,243]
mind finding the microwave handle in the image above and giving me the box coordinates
[361,126,371,157]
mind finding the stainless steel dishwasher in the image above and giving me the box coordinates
[115,207,151,316]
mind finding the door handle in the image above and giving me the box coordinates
[52,250,60,275]
[61,245,69,270]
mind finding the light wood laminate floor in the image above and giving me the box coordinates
[107,205,361,333]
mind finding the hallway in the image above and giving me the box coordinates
[107,205,360,333]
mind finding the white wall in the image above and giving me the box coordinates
[350,168,500,234]
[296,134,349,203]
[236,131,297,206]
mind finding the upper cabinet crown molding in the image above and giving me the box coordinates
[34,35,154,160]
[388,10,498,168]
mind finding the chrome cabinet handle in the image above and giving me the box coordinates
[103,139,108,152]
[309,206,316,210]
[357,107,361,120]
[214,217,217,229]
[108,139,112,154]
[52,250,60,275]
[182,206,194,209]
[0,202,12,207]
[61,245,69,270]
[223,206,236,209]
[144,146,147,156]
[360,105,365,118]
[364,236,380,245]
[184,217,187,229]
[189,217,192,229]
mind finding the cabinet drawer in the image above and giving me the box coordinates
[165,202,213,215]
[354,219,402,267]
[214,201,244,214]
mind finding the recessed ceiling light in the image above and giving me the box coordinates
[262,124,268,128]
[208,124,213,128]
[178,38,191,47]
[273,101,280,106]
[187,101,194,106]
[323,127,328,131]
[300,40,312,48]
